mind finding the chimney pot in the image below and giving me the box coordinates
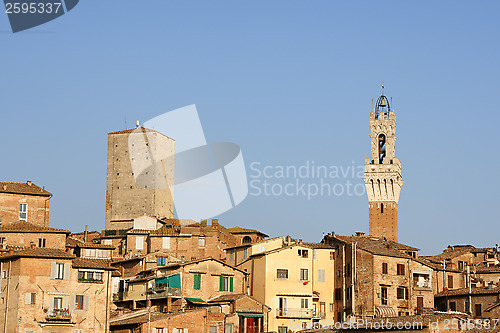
[27,180,32,186]
[212,219,219,226]
[201,219,207,227]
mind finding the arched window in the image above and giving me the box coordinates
[242,236,252,244]
[378,134,386,164]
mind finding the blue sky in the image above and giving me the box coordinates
[1,1,499,255]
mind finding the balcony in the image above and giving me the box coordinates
[45,309,72,321]
[276,308,313,319]
[147,287,182,299]
[313,310,326,319]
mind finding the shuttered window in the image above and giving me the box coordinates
[318,269,325,282]
[219,276,233,291]
[193,273,201,290]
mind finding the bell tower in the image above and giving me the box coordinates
[363,93,403,242]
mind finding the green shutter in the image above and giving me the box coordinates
[229,276,234,292]
[193,274,201,290]
[219,276,224,291]
[167,274,181,289]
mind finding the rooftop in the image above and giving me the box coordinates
[0,221,70,234]
[0,181,51,196]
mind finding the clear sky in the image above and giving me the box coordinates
[1,1,499,255]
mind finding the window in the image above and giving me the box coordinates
[38,238,46,248]
[198,236,206,247]
[337,269,341,277]
[78,271,85,280]
[318,269,325,282]
[301,298,308,308]
[475,303,482,317]
[242,236,252,244]
[193,273,201,290]
[397,264,405,275]
[55,263,64,279]
[346,287,352,300]
[278,327,288,333]
[53,297,63,309]
[381,203,384,213]
[276,269,288,279]
[75,295,84,310]
[448,275,454,289]
[329,303,334,312]
[0,237,5,244]
[335,288,342,301]
[382,262,388,274]
[19,203,27,221]
[2,271,7,279]
[229,250,235,261]
[449,301,456,311]
[85,271,94,279]
[301,322,308,329]
[243,248,248,259]
[300,268,308,281]
[210,325,217,333]
[298,249,308,258]
[157,257,167,265]
[25,292,36,305]
[225,323,233,333]
[458,261,464,270]
[396,287,408,300]
[219,276,233,292]
[95,272,103,281]
[381,287,388,305]
[330,251,334,260]
[136,236,144,250]
[346,263,351,276]
[162,237,170,249]
[103,239,112,246]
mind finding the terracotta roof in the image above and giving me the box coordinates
[72,258,117,270]
[0,181,51,196]
[301,242,335,249]
[0,247,74,260]
[111,309,203,326]
[335,235,415,259]
[475,265,500,273]
[428,245,477,261]
[149,225,181,236]
[0,221,70,234]
[227,226,269,237]
[435,286,500,298]
[75,242,115,249]
[207,293,270,308]
[485,301,500,312]
[108,126,174,141]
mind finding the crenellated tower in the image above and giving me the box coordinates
[363,94,403,242]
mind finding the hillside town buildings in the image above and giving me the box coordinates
[1,93,499,332]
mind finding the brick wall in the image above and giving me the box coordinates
[0,192,50,227]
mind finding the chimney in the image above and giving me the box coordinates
[27,180,32,186]
[212,219,219,227]
[355,232,365,237]
[200,219,207,227]
[9,249,14,255]
[136,120,140,128]
[84,225,88,243]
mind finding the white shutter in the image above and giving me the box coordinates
[70,295,75,310]
[136,236,144,250]
[48,297,54,312]
[63,263,71,280]
[25,293,31,304]
[184,329,188,333]
[163,237,170,249]
[84,296,89,310]
[173,328,178,333]
[63,297,69,309]
[50,262,57,279]
[152,329,157,333]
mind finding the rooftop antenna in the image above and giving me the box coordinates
[124,116,127,130]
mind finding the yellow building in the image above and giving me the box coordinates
[235,237,335,332]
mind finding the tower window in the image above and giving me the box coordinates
[381,203,384,213]
[378,134,386,164]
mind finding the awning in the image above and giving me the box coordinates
[155,277,168,285]
[185,298,206,304]
[238,313,263,318]
[374,306,397,318]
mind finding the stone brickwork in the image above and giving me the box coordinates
[105,127,175,230]
[368,202,398,243]
[0,181,51,227]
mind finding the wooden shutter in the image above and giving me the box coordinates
[70,295,76,310]
[193,274,201,290]
[219,276,223,291]
[50,262,57,279]
[229,277,233,292]
[64,263,71,280]
[84,296,89,310]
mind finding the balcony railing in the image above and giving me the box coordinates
[276,308,313,318]
[147,287,182,299]
[313,311,326,319]
[46,309,72,321]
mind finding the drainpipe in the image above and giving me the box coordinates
[351,242,356,319]
[467,266,472,314]
[443,260,446,290]
[3,260,11,333]
[105,270,111,333]
[342,244,346,322]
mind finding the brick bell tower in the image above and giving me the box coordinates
[363,92,403,242]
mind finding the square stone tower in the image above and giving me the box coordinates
[105,126,175,230]
[363,95,403,242]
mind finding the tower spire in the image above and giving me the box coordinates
[363,91,403,242]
